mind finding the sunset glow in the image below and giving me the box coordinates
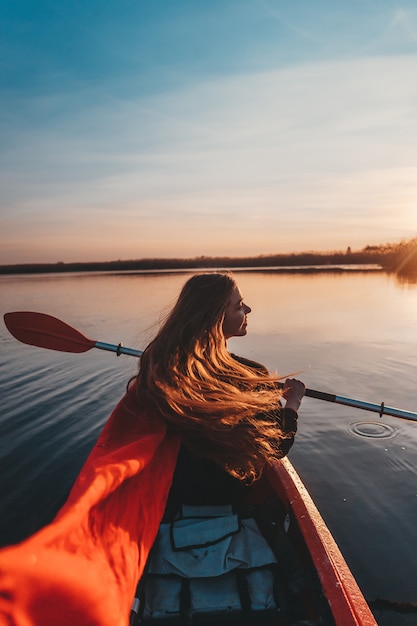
[1,1,417,265]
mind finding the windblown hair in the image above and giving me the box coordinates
[134,272,287,482]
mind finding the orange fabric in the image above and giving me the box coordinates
[0,391,181,626]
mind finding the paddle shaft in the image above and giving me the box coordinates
[4,311,417,422]
[304,388,417,422]
[95,341,143,358]
[92,343,417,423]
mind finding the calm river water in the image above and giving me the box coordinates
[1,268,417,625]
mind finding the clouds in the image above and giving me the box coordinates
[1,1,417,263]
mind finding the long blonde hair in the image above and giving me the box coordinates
[134,272,288,482]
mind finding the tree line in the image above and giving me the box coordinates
[1,238,417,276]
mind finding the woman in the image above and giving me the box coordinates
[0,273,306,626]
[132,271,305,519]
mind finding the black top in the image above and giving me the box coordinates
[162,354,298,521]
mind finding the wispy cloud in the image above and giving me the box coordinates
[1,46,417,262]
[391,8,417,43]
[255,0,323,45]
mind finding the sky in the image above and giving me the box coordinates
[1,0,417,264]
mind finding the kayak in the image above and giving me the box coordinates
[130,455,377,626]
[0,390,376,626]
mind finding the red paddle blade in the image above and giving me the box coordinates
[4,311,96,353]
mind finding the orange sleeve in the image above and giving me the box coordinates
[0,391,180,626]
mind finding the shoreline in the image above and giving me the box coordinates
[0,264,384,278]
[2,237,416,276]
[0,258,388,277]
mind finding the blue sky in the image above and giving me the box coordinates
[1,0,417,264]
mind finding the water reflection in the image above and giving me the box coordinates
[394,271,417,286]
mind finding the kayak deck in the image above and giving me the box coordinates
[130,457,376,626]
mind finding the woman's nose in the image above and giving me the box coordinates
[244,303,251,314]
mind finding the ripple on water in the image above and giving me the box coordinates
[347,421,397,440]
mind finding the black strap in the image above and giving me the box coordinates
[179,577,192,625]
[236,569,251,614]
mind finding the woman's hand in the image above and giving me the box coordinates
[282,378,306,412]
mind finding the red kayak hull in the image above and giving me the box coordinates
[267,457,377,626]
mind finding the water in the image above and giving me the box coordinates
[1,269,417,625]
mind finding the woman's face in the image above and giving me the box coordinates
[222,286,252,339]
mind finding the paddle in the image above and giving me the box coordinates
[4,311,417,423]
[3,311,142,358]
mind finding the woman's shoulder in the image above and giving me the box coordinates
[230,353,269,374]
